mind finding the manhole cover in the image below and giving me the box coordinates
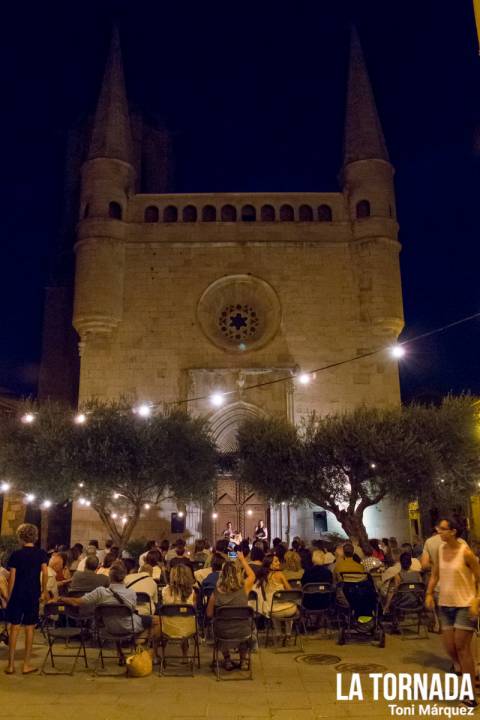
[335,663,388,674]
[296,654,342,665]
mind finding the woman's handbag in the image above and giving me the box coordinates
[126,647,152,677]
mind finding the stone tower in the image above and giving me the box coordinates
[70,26,406,544]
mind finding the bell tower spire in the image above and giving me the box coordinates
[343,26,388,166]
[88,24,133,164]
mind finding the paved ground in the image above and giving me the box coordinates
[0,629,453,720]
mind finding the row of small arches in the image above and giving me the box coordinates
[143,203,336,223]
[86,199,372,222]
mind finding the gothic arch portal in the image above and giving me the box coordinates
[209,401,267,454]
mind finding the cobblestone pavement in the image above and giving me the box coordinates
[0,630,455,720]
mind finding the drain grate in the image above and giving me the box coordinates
[296,654,342,665]
[335,662,387,674]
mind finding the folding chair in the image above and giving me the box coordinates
[289,578,303,589]
[136,591,154,615]
[301,582,335,634]
[265,589,303,649]
[391,582,428,639]
[41,602,89,675]
[94,605,146,675]
[158,604,200,676]
[212,605,255,681]
[198,585,214,640]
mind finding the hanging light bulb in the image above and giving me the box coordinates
[85,500,91,507]
[0,481,11,493]
[144,503,151,510]
[111,512,118,520]
[370,463,376,469]
[298,373,311,385]
[247,509,253,516]
[42,500,52,510]
[178,511,184,518]
[212,512,218,520]
[78,497,86,506]
[121,516,127,525]
[78,482,84,488]
[209,392,225,408]
[113,492,120,500]
[134,403,151,418]
[21,412,35,424]
[74,413,87,425]
[390,344,405,359]
[25,493,35,503]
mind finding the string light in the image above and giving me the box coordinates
[390,344,406,359]
[297,373,312,385]
[113,492,120,500]
[177,511,184,518]
[247,509,253,516]
[370,463,376,469]
[74,413,87,425]
[121,516,127,525]
[209,393,225,408]
[212,512,218,519]
[21,412,35,424]
[134,403,151,418]
[25,493,35,503]
[78,482,84,488]
[0,481,11,492]
[111,512,118,520]
[144,503,151,510]
[85,500,91,507]
[42,500,52,509]
[79,497,86,506]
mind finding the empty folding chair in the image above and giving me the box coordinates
[41,602,89,675]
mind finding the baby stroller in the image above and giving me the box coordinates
[336,572,385,647]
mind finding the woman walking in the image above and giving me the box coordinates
[5,523,49,674]
[426,517,480,708]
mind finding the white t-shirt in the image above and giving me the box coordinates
[125,572,158,612]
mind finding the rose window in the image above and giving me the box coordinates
[219,304,259,342]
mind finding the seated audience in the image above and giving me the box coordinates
[60,561,160,658]
[283,550,304,581]
[96,552,116,577]
[192,539,210,564]
[49,552,71,591]
[369,539,385,562]
[161,564,197,661]
[206,551,256,670]
[69,544,84,572]
[299,547,313,571]
[256,555,296,643]
[248,545,265,578]
[139,540,158,568]
[76,545,98,572]
[124,560,158,613]
[334,542,367,581]
[144,549,166,582]
[274,544,287,566]
[302,550,333,585]
[383,551,424,612]
[361,544,384,573]
[69,555,109,592]
[200,554,224,593]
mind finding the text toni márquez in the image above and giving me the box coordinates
[337,674,475,716]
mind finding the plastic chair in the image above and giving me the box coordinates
[159,604,200,676]
[265,589,303,649]
[212,605,255,681]
[41,602,89,675]
[301,582,335,634]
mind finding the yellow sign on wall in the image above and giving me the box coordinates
[408,501,420,521]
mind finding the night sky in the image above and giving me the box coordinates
[1,1,479,402]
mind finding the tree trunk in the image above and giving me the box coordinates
[337,511,369,546]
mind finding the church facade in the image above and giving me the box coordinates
[52,27,407,545]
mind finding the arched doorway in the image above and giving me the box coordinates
[208,402,268,542]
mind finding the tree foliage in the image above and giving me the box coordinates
[237,397,480,543]
[0,401,218,545]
